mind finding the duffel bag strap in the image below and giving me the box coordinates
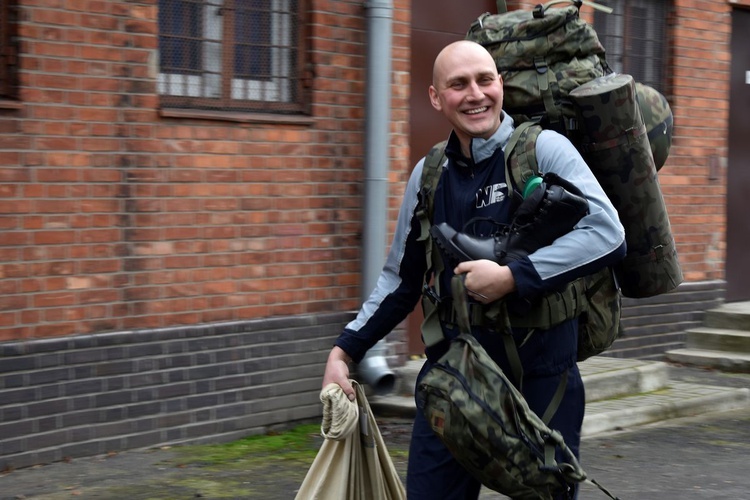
[450,275,473,336]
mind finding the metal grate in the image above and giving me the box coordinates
[594,0,668,92]
[157,0,306,114]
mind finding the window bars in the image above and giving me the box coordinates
[158,0,306,114]
[594,0,669,93]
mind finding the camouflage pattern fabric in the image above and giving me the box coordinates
[636,82,674,171]
[575,266,622,360]
[416,332,586,499]
[466,3,610,135]
[570,73,683,298]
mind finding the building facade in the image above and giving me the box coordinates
[0,0,748,469]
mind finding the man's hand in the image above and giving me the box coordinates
[454,259,516,303]
[322,346,355,401]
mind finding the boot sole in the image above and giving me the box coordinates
[429,223,474,263]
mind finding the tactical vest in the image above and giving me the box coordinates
[416,122,622,365]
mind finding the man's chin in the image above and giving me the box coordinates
[462,124,495,139]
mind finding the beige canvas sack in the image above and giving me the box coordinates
[295,380,406,500]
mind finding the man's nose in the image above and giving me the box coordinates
[466,81,484,99]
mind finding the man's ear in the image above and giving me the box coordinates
[428,86,442,112]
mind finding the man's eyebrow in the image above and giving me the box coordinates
[445,70,496,84]
[445,75,468,85]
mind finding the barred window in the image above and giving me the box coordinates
[0,0,18,100]
[158,0,307,114]
[594,0,669,92]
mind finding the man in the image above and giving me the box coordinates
[322,40,626,499]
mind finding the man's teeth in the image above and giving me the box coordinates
[465,107,488,115]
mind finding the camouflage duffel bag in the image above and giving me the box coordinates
[416,333,618,500]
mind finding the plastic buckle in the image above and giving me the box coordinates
[423,284,441,305]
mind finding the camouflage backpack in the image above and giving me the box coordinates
[466,0,683,298]
[466,0,613,137]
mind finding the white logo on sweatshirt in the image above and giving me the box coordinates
[476,183,507,208]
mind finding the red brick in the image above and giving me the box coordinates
[0,0,726,342]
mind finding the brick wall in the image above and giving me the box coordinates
[0,0,739,469]
[0,0,412,468]
[663,0,730,284]
[0,0,734,355]
[0,0,412,342]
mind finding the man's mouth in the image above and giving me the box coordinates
[464,106,488,115]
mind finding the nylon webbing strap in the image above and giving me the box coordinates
[534,57,561,128]
[502,331,524,392]
[438,298,487,327]
[541,0,614,15]
[580,123,648,153]
[421,294,443,348]
[450,275,472,336]
[495,0,507,13]
[419,141,448,349]
[542,369,569,424]
[543,431,560,472]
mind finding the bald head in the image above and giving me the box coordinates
[432,40,497,88]
[428,40,504,152]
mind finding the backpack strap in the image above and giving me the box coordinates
[416,141,447,250]
[505,120,543,195]
[416,141,448,348]
[506,121,589,330]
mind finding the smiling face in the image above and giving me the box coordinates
[429,41,504,155]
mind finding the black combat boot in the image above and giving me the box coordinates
[430,174,589,266]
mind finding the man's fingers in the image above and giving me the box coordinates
[340,379,356,401]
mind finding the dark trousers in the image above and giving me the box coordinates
[406,363,585,500]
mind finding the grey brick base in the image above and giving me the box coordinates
[0,281,726,470]
[0,312,356,471]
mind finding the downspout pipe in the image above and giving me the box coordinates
[356,0,397,395]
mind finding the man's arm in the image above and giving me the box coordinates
[322,160,429,391]
[508,129,626,301]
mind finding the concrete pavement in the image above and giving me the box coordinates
[0,363,747,499]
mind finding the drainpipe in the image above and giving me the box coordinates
[356,0,396,395]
